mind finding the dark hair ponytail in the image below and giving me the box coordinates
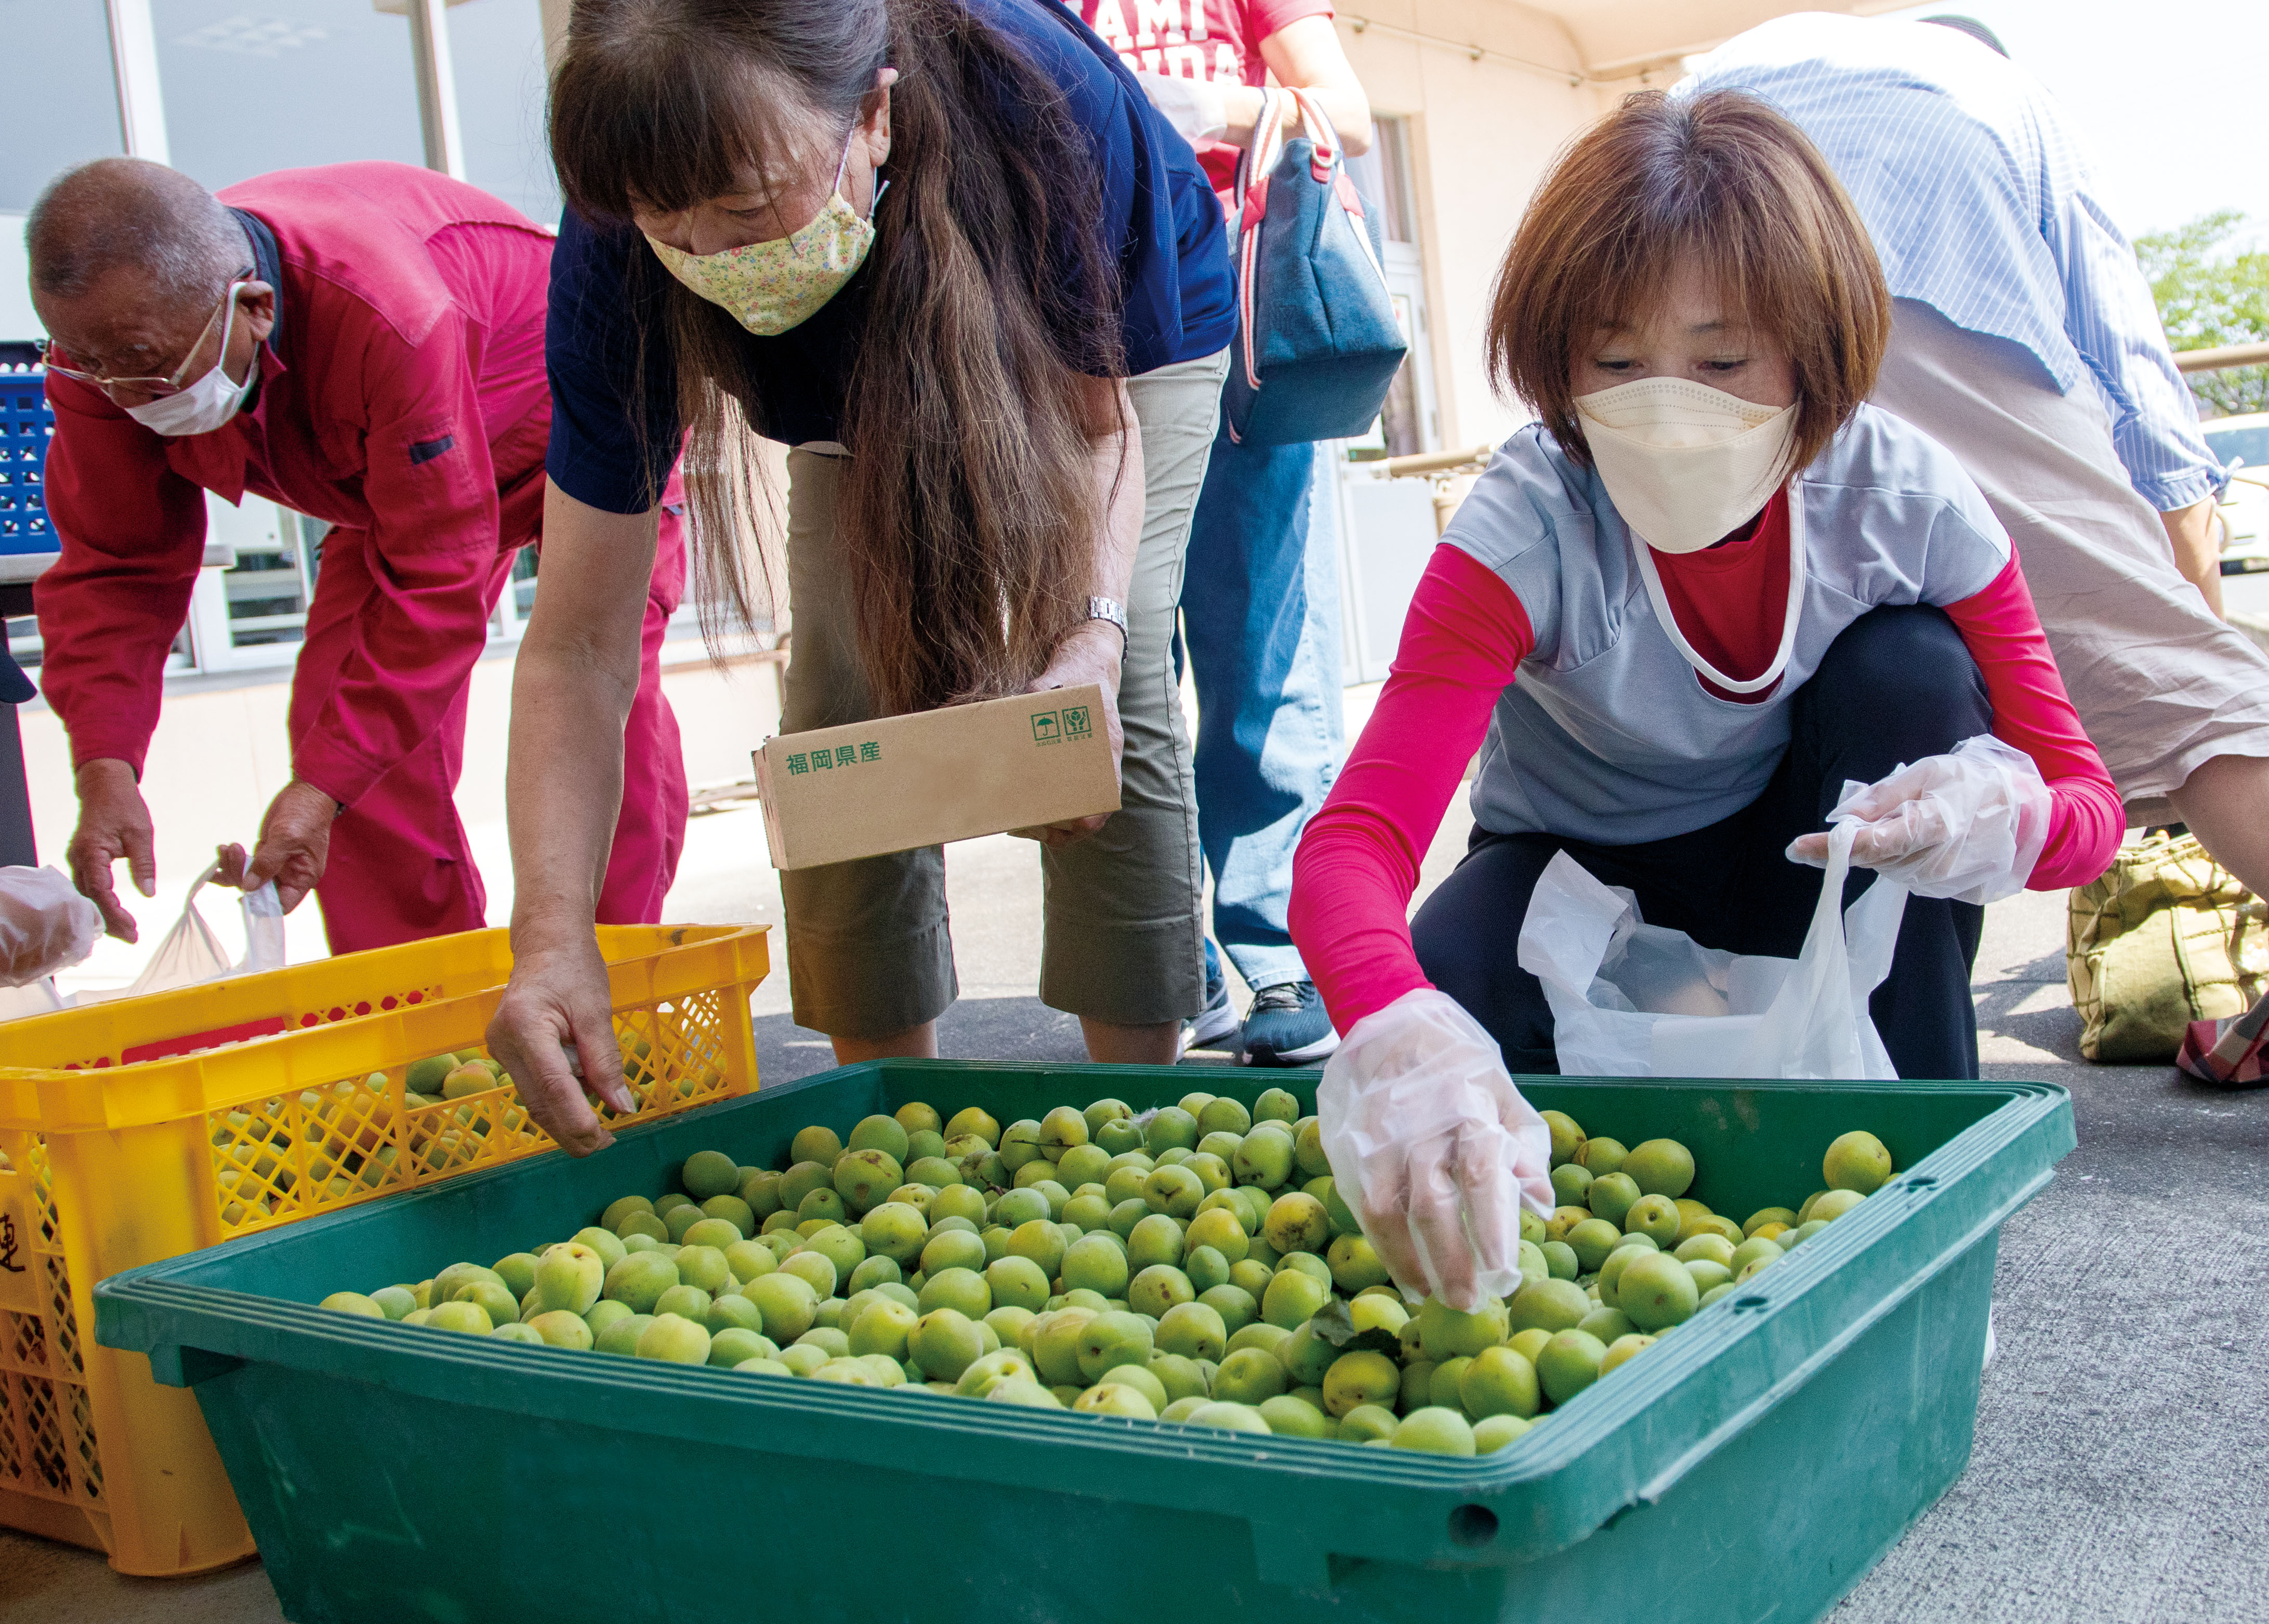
[552,0,1123,714]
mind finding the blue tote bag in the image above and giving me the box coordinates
[1222,88,1408,447]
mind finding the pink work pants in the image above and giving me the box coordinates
[293,512,689,954]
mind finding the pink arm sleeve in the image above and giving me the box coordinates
[1289,545,1534,1034]
[1942,553,2122,889]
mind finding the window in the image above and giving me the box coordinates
[1340,116,1435,459]
[153,1,425,192]
[0,3,124,214]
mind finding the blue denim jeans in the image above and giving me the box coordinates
[1179,422,1345,991]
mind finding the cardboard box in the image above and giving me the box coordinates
[751,684,1119,870]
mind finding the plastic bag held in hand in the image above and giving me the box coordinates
[118,863,287,999]
[1317,989,1554,1311]
[0,866,102,987]
[1787,734,2051,905]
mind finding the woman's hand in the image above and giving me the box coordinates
[1787,734,2051,905]
[485,935,636,1158]
[1014,621,1125,848]
[1316,988,1555,1310]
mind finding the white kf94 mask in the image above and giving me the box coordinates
[1574,377,1797,554]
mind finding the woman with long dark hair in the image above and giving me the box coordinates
[489,0,1234,1152]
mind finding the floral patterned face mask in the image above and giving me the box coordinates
[645,131,885,336]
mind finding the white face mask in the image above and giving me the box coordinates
[1574,377,1797,554]
[123,283,257,438]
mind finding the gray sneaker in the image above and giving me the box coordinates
[1241,980,1339,1067]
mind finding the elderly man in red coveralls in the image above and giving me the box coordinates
[26,158,688,954]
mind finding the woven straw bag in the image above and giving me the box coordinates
[2066,830,2269,1062]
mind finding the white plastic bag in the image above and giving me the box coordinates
[1516,822,1908,1079]
[1316,988,1554,1310]
[0,866,102,987]
[118,864,287,999]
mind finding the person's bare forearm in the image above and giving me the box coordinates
[1088,388,1144,606]
[506,484,656,954]
[2160,496,2223,618]
[1219,83,1373,155]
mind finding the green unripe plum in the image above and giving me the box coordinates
[905,1156,964,1192]
[861,1202,929,1267]
[1812,1189,1866,1222]
[1260,1269,1329,1330]
[1276,1320,1338,1387]
[720,1239,777,1288]
[789,1126,843,1168]
[704,1327,770,1368]
[986,1255,1052,1312]
[776,1343,829,1376]
[1181,1207,1249,1265]
[1154,1298,1229,1361]
[1585,1171,1641,1229]
[680,1150,740,1200]
[1149,1351,1212,1402]
[1061,1234,1130,1297]
[917,1267,992,1319]
[673,1244,730,1296]
[894,1101,943,1138]
[1028,1308,1096,1385]
[744,1273,817,1342]
[737,1168,783,1218]
[652,1283,712,1322]
[907,1308,982,1381]
[1460,1346,1540,1419]
[1578,1137,1627,1177]
[1622,1138,1695,1199]
[1104,1165,1152,1207]
[1253,1087,1300,1125]
[1184,1245,1231,1295]
[525,1309,593,1350]
[999,1119,1046,1172]
[1539,1110,1585,1167]
[1005,1218,1067,1281]
[1685,1260,1733,1294]
[1577,1305,1636,1345]
[1336,1403,1398,1443]
[1597,1245,1650,1300]
[1294,1118,1331,1179]
[1227,1260,1275,1300]
[1097,1118,1146,1157]
[617,1211,669,1243]
[1729,1235,1784,1275]
[777,1160,833,1211]
[1181,1152,1231,1196]
[1276,1250,1334,1289]
[847,1298,920,1360]
[1125,1212,1186,1271]
[834,1150,904,1215]
[800,1224,865,1278]
[1565,1218,1622,1274]
[1128,1264,1194,1319]
[780,1249,838,1298]
[490,1322,545,1346]
[1057,1144,1113,1190]
[1187,1096,1243,1138]
[583,1299,633,1336]
[428,1299,495,1335]
[1474,1414,1533,1453]
[1072,1381,1156,1419]
[1536,1329,1607,1405]
[368,1285,417,1321]
[1263,1192,1329,1255]
[665,1205,709,1243]
[1624,1192,1683,1247]
[1188,1401,1271,1434]
[1091,1360,1169,1411]
[1232,1131,1295,1191]
[488,1252,539,1301]
[1509,1278,1591,1335]
[794,1190,847,1230]
[1038,1104,1090,1153]
[941,1107,998,1148]
[1416,1294,1510,1358]
[1427,1356,1473,1410]
[705,1295,764,1337]
[848,1114,911,1163]
[1617,1252,1699,1331]
[1674,1233,1736,1267]
[1540,1240,1579,1281]
[1060,1193,1112,1234]
[920,1228,987,1277]
[1325,1233,1389,1294]
[1392,1407,1477,1455]
[1195,1130,1244,1166]
[1144,1107,1200,1156]
[1599,1332,1655,1376]
[600,1195,655,1231]
[1143,1164,1205,1219]
[680,1218,742,1255]
[593,1312,651,1355]
[1321,1350,1400,1417]
[1198,1279,1270,1333]
[1075,1310,1154,1382]
[1084,1096,1133,1136]
[700,1195,757,1235]
[1212,1345,1287,1404]
[653,1194,695,1218]
[1550,1163,1594,1208]
[320,1291,385,1318]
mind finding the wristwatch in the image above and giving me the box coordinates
[1085,595,1129,649]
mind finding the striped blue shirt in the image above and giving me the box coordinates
[1681,15,2220,512]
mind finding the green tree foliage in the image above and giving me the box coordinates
[2136,210,2269,418]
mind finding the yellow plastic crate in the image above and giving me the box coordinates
[0,922,768,1575]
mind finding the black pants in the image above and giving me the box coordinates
[1412,606,1989,1080]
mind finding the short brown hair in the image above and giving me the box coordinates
[1486,89,1890,477]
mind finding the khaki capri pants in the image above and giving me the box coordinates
[1872,299,2269,814]
[778,349,1230,1037]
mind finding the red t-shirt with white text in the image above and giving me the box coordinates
[1071,0,1336,201]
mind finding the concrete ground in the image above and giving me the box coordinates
[6,689,2266,1623]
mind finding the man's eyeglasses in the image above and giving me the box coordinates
[37,269,257,395]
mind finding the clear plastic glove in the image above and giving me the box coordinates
[1129,70,1229,143]
[1786,733,2051,905]
[0,866,103,987]
[1316,988,1554,1311]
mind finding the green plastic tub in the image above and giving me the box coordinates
[95,1063,2072,1624]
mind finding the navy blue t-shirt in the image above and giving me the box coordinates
[545,0,1234,514]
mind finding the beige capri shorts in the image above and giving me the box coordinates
[776,349,1230,1037]
[1872,298,2269,812]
